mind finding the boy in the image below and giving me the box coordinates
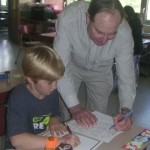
[5,45,80,149]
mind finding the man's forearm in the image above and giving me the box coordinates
[69,104,82,115]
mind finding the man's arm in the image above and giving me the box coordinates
[115,38,136,111]
[113,27,136,131]
[54,11,80,108]
[54,12,97,127]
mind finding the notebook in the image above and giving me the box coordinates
[67,111,122,143]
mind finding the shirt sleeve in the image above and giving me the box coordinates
[115,33,136,110]
[53,12,79,108]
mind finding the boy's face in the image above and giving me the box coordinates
[31,79,57,98]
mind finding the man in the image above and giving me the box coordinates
[54,0,136,131]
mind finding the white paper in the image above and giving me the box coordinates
[74,134,103,150]
[68,111,122,143]
[42,131,102,150]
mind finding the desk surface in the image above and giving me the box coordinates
[0,70,25,93]
[40,124,148,150]
[0,10,8,14]
[143,38,150,45]
[40,32,56,37]
[98,125,148,150]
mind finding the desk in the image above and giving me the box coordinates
[0,10,8,30]
[0,10,8,19]
[143,38,150,49]
[98,125,148,150]
[38,32,56,46]
[0,70,25,93]
[40,124,149,150]
[143,33,150,39]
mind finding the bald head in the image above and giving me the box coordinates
[94,10,121,34]
[87,9,121,46]
[88,0,124,22]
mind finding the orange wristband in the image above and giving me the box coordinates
[45,136,58,150]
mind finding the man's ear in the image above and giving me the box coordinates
[86,12,90,24]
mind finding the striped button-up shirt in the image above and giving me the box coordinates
[54,1,136,110]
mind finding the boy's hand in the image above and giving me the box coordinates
[59,134,80,148]
[48,117,67,136]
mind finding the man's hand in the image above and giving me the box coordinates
[113,113,133,131]
[69,104,97,127]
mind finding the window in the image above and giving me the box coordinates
[67,0,142,12]
[120,0,141,13]
[1,0,7,6]
[67,0,77,5]
[141,0,150,24]
[146,0,150,21]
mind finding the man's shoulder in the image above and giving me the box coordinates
[60,1,89,21]
[117,18,133,40]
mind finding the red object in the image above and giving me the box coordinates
[19,24,35,35]
[49,4,62,14]
[0,91,10,135]
[0,91,9,105]
[0,106,6,136]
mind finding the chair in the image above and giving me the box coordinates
[0,91,10,136]
[15,24,41,64]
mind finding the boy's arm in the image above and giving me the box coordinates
[10,133,47,149]
[10,132,80,149]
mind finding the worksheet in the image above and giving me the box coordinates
[42,131,103,150]
[73,134,103,150]
[68,111,122,143]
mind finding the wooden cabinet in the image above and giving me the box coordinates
[8,0,20,43]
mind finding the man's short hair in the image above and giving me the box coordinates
[88,0,124,22]
[22,45,65,82]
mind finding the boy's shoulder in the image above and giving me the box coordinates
[12,83,27,94]
[9,83,28,100]
[8,84,28,106]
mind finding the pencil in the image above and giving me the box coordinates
[109,110,134,130]
[64,122,72,134]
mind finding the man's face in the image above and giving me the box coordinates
[86,10,121,46]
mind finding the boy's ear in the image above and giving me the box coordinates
[26,76,34,84]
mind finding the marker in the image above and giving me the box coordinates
[64,122,72,134]
[109,110,134,130]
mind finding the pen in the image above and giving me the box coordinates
[109,110,134,130]
[64,122,72,134]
